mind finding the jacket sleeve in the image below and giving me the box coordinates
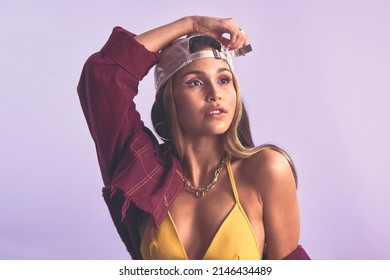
[77,27,159,187]
[77,27,184,259]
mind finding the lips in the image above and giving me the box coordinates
[207,106,227,117]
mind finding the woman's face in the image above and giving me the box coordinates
[172,57,237,139]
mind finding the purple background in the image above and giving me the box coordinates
[1,0,389,260]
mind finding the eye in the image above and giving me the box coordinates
[184,79,203,87]
[219,76,232,85]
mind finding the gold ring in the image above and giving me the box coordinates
[239,28,246,35]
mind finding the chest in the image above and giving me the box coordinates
[168,172,264,259]
[170,175,234,232]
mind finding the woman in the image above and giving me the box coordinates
[77,16,310,260]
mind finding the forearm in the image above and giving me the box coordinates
[134,15,249,52]
[135,16,193,52]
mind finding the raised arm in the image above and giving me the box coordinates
[77,16,248,187]
[135,16,249,53]
[77,27,159,186]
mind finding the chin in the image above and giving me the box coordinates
[209,127,229,136]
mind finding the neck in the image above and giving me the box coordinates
[181,136,226,187]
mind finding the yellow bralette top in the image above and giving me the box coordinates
[140,159,260,260]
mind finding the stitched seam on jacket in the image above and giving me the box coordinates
[112,137,155,187]
[125,163,161,196]
[153,168,182,221]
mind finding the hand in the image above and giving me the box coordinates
[190,16,249,50]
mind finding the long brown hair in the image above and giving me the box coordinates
[151,36,298,184]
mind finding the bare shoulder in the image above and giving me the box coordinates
[235,145,300,259]
[237,145,297,195]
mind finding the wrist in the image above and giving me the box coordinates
[178,16,196,35]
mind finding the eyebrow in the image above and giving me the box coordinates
[180,67,232,78]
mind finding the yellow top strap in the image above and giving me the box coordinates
[226,158,240,203]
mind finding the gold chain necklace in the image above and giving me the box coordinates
[180,153,228,198]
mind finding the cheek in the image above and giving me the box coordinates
[228,90,238,114]
[173,93,199,125]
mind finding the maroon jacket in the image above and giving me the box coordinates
[77,27,310,260]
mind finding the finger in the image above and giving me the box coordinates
[234,27,249,49]
[222,17,240,49]
[230,34,246,49]
[239,34,249,48]
[226,30,239,50]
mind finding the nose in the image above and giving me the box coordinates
[206,84,222,102]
